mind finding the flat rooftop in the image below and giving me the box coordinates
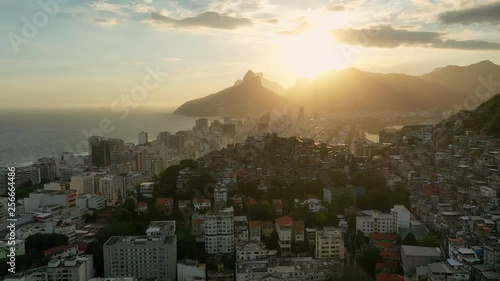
[402,245,442,257]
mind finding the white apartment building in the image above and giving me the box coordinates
[22,190,77,213]
[356,205,411,235]
[99,176,115,202]
[204,211,234,254]
[315,226,345,260]
[248,221,261,242]
[235,257,340,281]
[356,210,394,234]
[391,205,411,231]
[76,195,105,210]
[236,241,268,261]
[138,131,148,145]
[104,236,177,281]
[214,185,228,206]
[234,216,249,244]
[140,182,155,198]
[4,255,94,281]
[275,216,293,256]
[70,174,94,195]
[177,259,206,281]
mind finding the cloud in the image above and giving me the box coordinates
[326,5,346,11]
[439,1,500,25]
[265,18,279,24]
[90,1,129,16]
[331,26,500,50]
[433,39,500,50]
[147,11,252,30]
[94,18,117,26]
[278,22,312,35]
[133,3,154,14]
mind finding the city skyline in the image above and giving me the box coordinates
[1,0,500,109]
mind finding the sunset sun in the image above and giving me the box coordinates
[279,27,350,77]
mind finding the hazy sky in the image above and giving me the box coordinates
[1,0,500,109]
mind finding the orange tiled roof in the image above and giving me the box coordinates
[369,233,398,242]
[193,198,211,204]
[249,221,262,229]
[293,221,305,233]
[374,241,394,249]
[302,194,321,201]
[44,243,79,256]
[155,198,173,208]
[136,201,147,208]
[276,216,293,227]
[381,251,400,260]
[192,218,204,225]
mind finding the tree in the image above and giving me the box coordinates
[249,205,274,221]
[315,212,329,227]
[330,265,374,281]
[356,245,382,279]
[420,235,439,247]
[123,198,136,212]
[180,159,198,169]
[263,231,279,250]
[292,241,309,254]
[83,212,97,223]
[403,232,418,246]
[25,233,69,260]
[331,193,354,215]
[331,170,348,186]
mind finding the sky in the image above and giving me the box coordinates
[1,0,500,109]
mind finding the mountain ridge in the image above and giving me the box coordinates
[173,61,500,117]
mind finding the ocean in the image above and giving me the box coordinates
[0,108,218,167]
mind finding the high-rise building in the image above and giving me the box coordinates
[222,123,236,136]
[391,205,411,231]
[195,118,208,129]
[0,165,40,194]
[315,226,345,259]
[157,131,171,145]
[298,106,304,122]
[70,174,94,194]
[91,140,112,167]
[204,210,234,254]
[108,138,125,152]
[104,235,177,281]
[33,158,59,181]
[99,176,115,202]
[88,135,104,156]
[135,153,145,172]
[168,134,185,151]
[138,131,148,145]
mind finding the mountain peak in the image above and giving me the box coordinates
[243,70,256,82]
[241,70,262,87]
[473,60,496,67]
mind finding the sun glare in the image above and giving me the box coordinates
[279,28,349,78]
